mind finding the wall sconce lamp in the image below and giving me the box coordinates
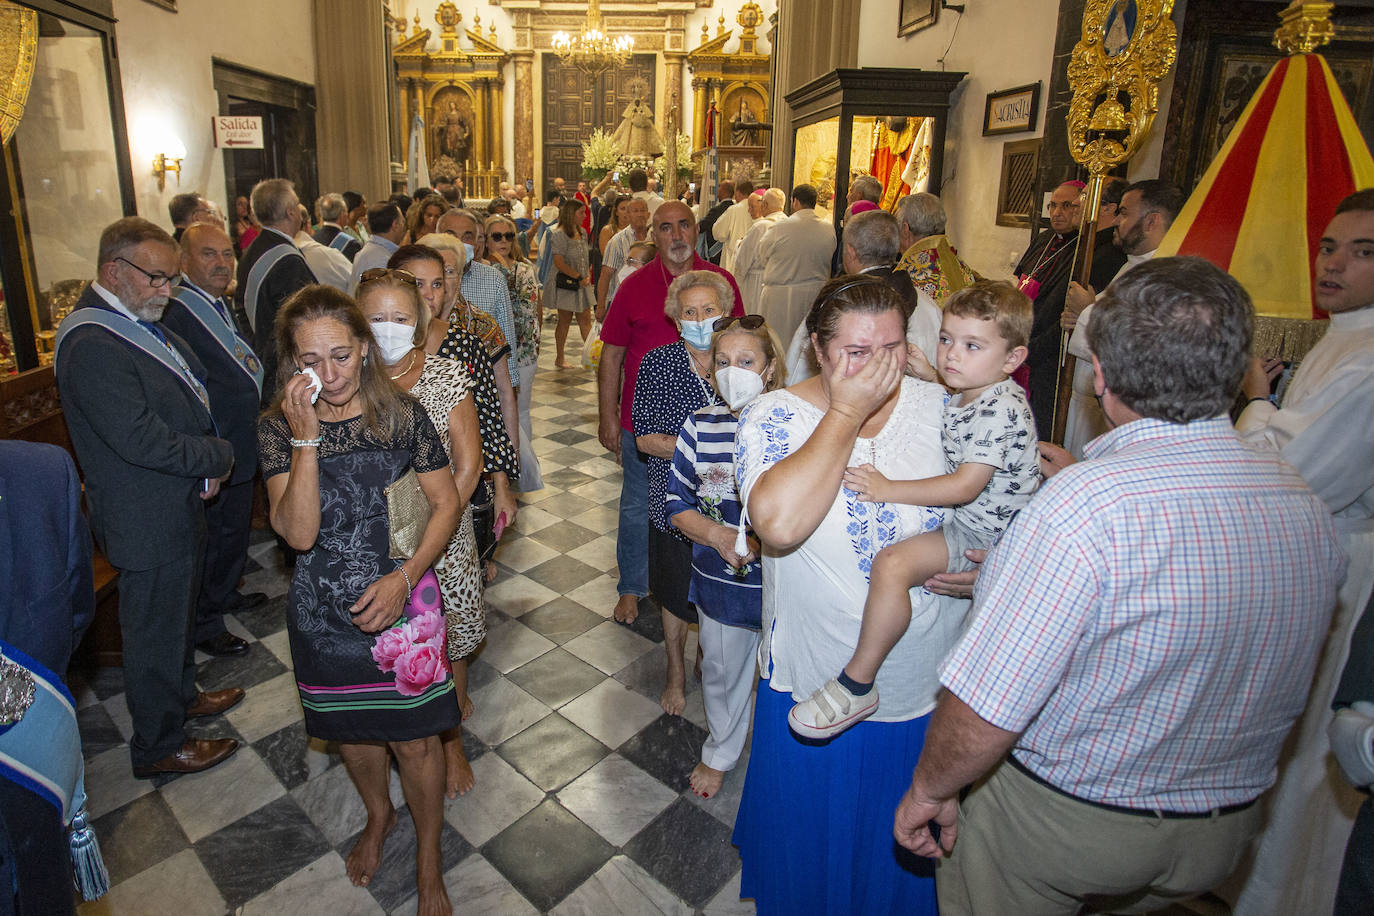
[152,152,183,191]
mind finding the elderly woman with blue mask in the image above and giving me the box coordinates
[630,270,732,716]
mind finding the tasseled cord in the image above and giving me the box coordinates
[68,775,110,900]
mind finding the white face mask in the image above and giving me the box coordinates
[371,321,416,365]
[714,365,766,410]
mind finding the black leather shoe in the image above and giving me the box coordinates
[226,591,269,611]
[196,632,249,657]
[133,738,238,779]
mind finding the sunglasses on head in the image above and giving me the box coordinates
[358,267,418,286]
[712,314,767,332]
[488,232,516,242]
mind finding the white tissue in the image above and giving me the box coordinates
[300,367,322,404]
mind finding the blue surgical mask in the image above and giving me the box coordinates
[463,242,475,262]
[680,318,714,350]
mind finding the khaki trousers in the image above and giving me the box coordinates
[937,762,1264,915]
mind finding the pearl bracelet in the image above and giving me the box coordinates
[290,437,322,448]
[397,565,413,599]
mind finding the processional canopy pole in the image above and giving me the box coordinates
[1051,0,1177,444]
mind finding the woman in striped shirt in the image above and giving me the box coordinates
[666,314,786,799]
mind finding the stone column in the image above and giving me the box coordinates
[473,80,487,195]
[512,51,535,192]
[493,77,506,182]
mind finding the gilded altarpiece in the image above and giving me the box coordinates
[687,3,770,178]
[392,2,509,199]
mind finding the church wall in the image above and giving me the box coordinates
[111,0,316,229]
[853,0,1181,280]
[855,0,1061,280]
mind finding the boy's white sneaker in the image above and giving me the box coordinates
[788,678,879,740]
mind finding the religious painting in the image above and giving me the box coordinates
[428,87,475,179]
[983,83,1042,136]
[897,0,938,38]
[792,117,839,212]
[1102,0,1138,57]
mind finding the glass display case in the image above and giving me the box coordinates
[0,0,134,376]
[784,68,966,232]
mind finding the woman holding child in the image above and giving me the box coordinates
[731,275,967,915]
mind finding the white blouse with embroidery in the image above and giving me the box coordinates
[735,377,971,721]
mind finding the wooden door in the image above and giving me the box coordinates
[541,54,656,201]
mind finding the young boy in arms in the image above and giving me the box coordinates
[789,281,1041,739]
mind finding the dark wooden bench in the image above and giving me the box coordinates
[1,365,123,665]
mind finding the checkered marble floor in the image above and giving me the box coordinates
[70,324,757,915]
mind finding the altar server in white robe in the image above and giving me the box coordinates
[714,180,756,274]
[1061,180,1183,456]
[756,184,836,348]
[733,188,788,312]
[1229,189,1374,915]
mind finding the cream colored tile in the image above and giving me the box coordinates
[240,851,383,915]
[159,747,285,842]
[78,849,224,916]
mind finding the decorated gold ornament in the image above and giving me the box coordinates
[0,1,38,147]
[1274,0,1334,55]
[1066,0,1177,176]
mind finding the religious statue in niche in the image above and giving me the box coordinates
[731,99,761,146]
[429,91,475,184]
[611,77,664,158]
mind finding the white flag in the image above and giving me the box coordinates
[902,117,933,194]
[408,114,431,195]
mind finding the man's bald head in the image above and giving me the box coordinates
[180,223,236,297]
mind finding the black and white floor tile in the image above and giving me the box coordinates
[70,325,757,915]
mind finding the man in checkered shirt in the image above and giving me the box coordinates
[893,257,1347,915]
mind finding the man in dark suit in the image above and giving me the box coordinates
[163,222,266,658]
[234,178,316,399]
[168,192,214,243]
[312,191,363,262]
[54,217,243,778]
[0,440,95,916]
[697,179,735,264]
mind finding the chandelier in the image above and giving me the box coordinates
[551,0,634,75]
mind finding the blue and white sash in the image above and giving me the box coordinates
[171,282,264,394]
[0,640,109,900]
[244,242,307,333]
[55,308,212,416]
[328,231,354,255]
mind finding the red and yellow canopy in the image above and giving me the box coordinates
[1156,53,1374,318]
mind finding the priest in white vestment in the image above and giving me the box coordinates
[734,188,788,313]
[714,182,756,274]
[1229,192,1374,915]
[1062,181,1182,456]
[756,185,837,348]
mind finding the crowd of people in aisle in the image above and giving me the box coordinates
[4,166,1373,916]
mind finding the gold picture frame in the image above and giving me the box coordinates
[898,0,939,38]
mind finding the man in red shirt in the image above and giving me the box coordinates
[597,201,744,686]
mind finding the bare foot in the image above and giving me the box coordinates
[689,762,725,799]
[484,561,499,584]
[415,862,452,916]
[443,740,475,798]
[345,807,397,887]
[458,692,475,721]
[613,593,639,625]
[661,681,686,716]
[555,358,570,369]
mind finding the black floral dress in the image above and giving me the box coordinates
[258,399,461,742]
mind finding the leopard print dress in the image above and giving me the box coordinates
[409,355,486,659]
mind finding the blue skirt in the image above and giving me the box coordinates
[732,678,938,916]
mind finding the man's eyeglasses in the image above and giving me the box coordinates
[713,314,767,332]
[116,257,175,288]
[358,267,418,286]
[488,232,516,242]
